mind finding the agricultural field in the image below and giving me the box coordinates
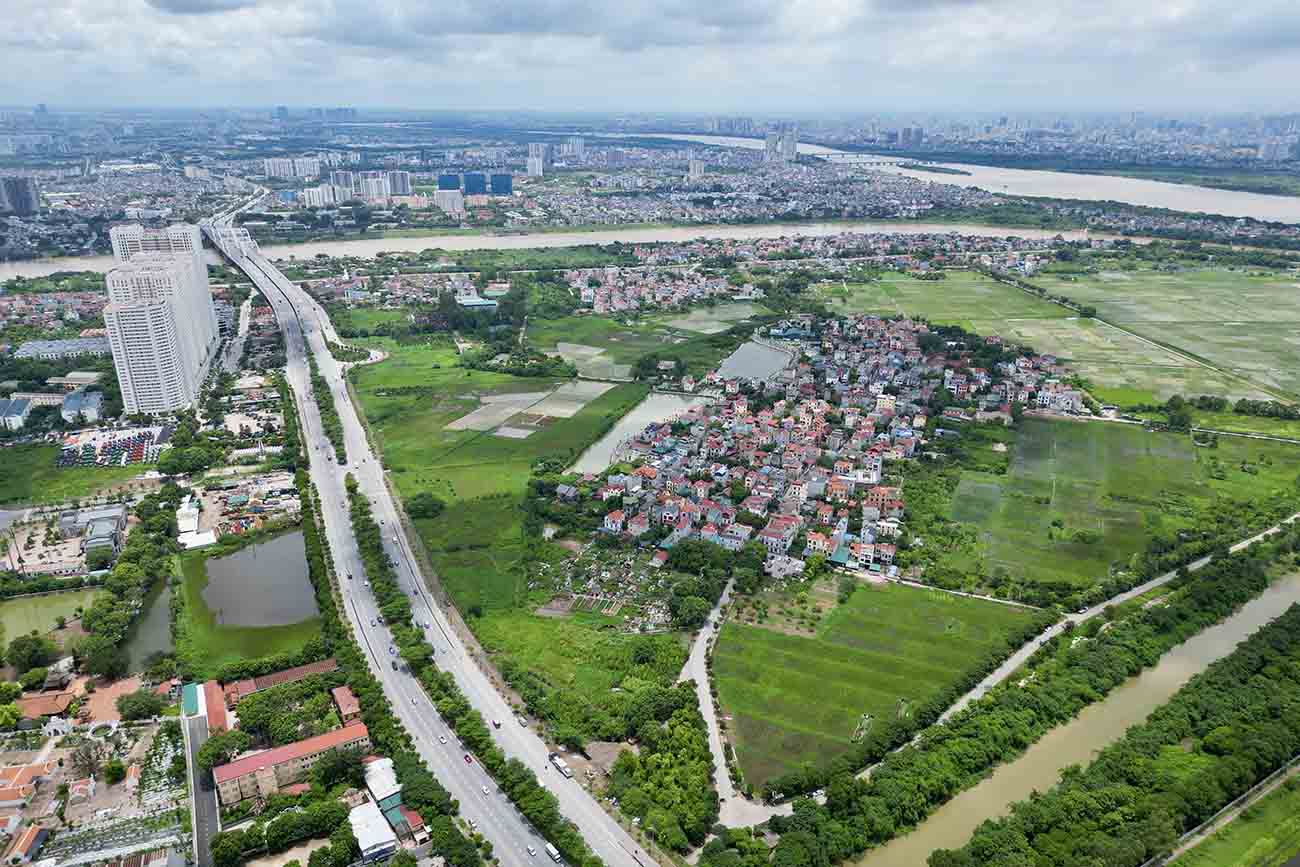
[1173,777,1300,867]
[713,580,1040,786]
[0,445,145,506]
[347,337,648,611]
[949,417,1300,593]
[815,267,1290,403]
[816,270,1069,323]
[526,302,770,379]
[0,587,102,647]
[1029,267,1300,401]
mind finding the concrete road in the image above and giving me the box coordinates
[206,222,651,867]
[183,715,218,867]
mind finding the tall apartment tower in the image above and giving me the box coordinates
[781,126,798,162]
[105,224,218,415]
[387,170,412,196]
[527,142,549,176]
[764,132,781,163]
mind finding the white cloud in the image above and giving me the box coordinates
[3,0,1298,112]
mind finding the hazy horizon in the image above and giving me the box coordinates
[5,0,1300,115]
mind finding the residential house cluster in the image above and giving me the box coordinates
[557,314,1080,580]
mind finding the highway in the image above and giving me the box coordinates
[204,216,651,867]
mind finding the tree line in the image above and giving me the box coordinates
[728,525,1300,867]
[934,589,1300,865]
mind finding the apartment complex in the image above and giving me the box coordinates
[213,721,370,806]
[104,224,218,415]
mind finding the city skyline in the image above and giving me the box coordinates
[5,0,1300,113]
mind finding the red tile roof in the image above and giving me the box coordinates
[252,658,337,692]
[203,681,227,733]
[212,723,369,785]
[331,685,360,718]
[16,693,74,719]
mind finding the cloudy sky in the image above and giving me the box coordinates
[5,0,1299,113]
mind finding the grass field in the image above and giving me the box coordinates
[713,581,1039,786]
[326,306,411,334]
[176,551,322,679]
[816,271,1069,322]
[348,337,648,611]
[0,587,102,647]
[951,417,1300,591]
[814,267,1292,403]
[0,445,144,506]
[1173,777,1300,866]
[525,303,770,379]
[1030,267,1300,400]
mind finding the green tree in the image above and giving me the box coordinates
[197,730,253,772]
[102,758,126,784]
[116,689,166,721]
[7,633,54,673]
[18,667,47,691]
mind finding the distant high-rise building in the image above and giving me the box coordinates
[687,158,705,182]
[565,136,585,159]
[0,177,40,216]
[434,189,465,217]
[526,154,545,177]
[462,172,487,195]
[489,173,513,195]
[356,171,391,202]
[764,132,781,163]
[330,170,355,195]
[301,185,337,208]
[387,171,412,196]
[275,106,289,121]
[528,142,551,171]
[781,126,798,162]
[105,223,217,416]
[292,157,320,178]
[437,173,461,191]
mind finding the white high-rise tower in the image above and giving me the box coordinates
[105,224,218,415]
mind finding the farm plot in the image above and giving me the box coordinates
[952,417,1201,592]
[950,417,1300,595]
[1030,268,1300,400]
[815,271,1068,323]
[712,581,1038,786]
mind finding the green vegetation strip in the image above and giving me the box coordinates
[308,354,347,464]
[343,474,607,867]
[730,525,1300,867]
[940,563,1300,866]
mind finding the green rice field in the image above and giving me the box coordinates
[951,417,1300,591]
[713,581,1039,786]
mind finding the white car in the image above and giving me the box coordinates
[527,847,537,857]
[481,786,490,796]
[439,735,448,745]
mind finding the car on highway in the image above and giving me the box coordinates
[463,754,472,764]
[388,645,395,656]
[481,786,490,796]
[347,573,353,581]
[527,846,537,858]
[370,618,376,627]
[492,719,502,729]
[439,736,447,745]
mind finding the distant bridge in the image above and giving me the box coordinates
[821,154,935,166]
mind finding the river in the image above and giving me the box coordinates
[855,573,1300,867]
[0,221,1089,281]
[634,132,1300,224]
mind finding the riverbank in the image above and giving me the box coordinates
[0,218,1097,280]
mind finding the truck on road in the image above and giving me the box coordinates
[548,752,573,779]
[545,843,561,863]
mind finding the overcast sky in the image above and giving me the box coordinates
[5,0,1300,114]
